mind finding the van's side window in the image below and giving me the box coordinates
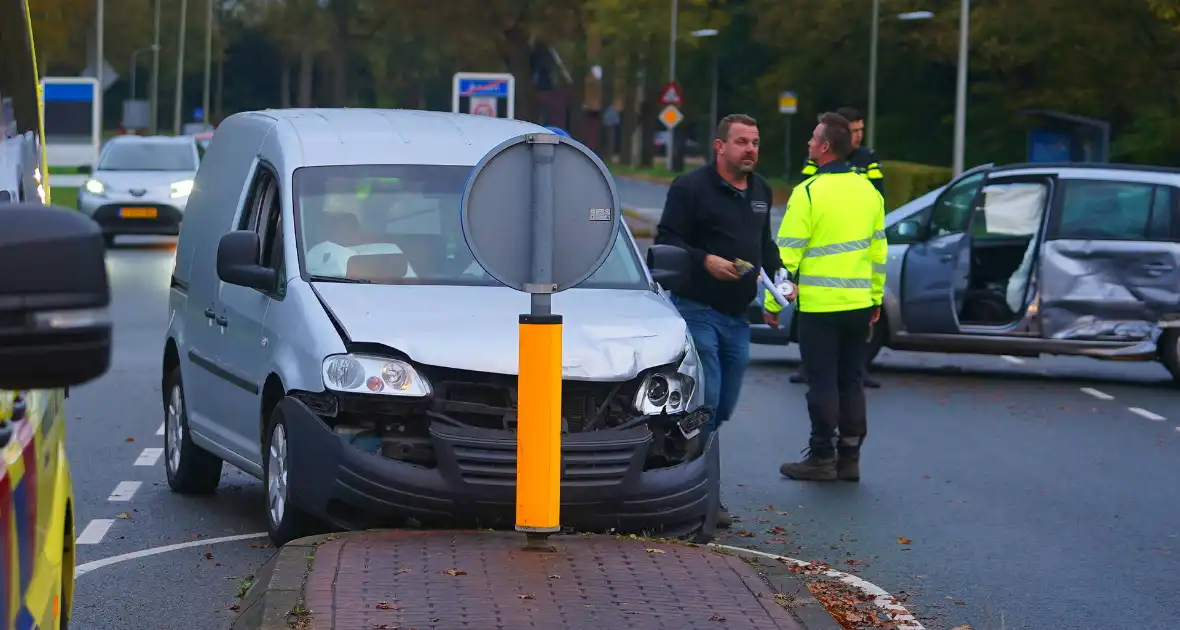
[1054,180,1175,241]
[238,167,277,232]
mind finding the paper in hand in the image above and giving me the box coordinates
[759,269,794,308]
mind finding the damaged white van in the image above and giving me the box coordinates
[160,108,718,547]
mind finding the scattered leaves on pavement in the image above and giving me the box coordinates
[443,569,467,576]
[806,579,920,629]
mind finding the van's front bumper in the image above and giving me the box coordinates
[278,397,720,539]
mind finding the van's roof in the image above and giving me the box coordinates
[239,108,551,167]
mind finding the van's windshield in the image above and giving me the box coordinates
[292,164,649,290]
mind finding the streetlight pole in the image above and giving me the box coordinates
[867,0,879,151]
[129,45,158,100]
[96,0,104,142]
[173,0,188,135]
[691,29,719,144]
[202,0,213,127]
[952,0,970,176]
[666,0,678,172]
[149,0,160,134]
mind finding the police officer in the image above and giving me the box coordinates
[764,112,886,482]
[656,113,783,526]
[791,105,883,388]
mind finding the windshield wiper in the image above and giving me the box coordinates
[309,275,371,284]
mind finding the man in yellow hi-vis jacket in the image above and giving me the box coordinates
[765,112,886,482]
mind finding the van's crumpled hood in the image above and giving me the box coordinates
[311,283,688,381]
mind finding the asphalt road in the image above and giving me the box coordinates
[62,207,1177,629]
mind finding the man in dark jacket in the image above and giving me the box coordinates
[655,113,783,528]
[792,106,883,388]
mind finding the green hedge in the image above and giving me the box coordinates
[879,160,952,212]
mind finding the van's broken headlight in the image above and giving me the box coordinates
[633,334,701,415]
[322,354,432,397]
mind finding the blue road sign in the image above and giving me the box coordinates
[192,107,205,122]
[458,78,510,98]
[42,82,95,103]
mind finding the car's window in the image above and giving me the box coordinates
[292,165,647,289]
[929,172,986,237]
[98,141,198,171]
[1054,180,1175,241]
[971,181,1048,239]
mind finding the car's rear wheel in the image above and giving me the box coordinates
[263,405,321,547]
[1160,329,1180,386]
[163,369,223,493]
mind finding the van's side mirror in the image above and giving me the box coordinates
[0,203,112,391]
[896,219,921,240]
[217,230,276,291]
[646,244,692,294]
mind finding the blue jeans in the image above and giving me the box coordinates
[672,296,751,440]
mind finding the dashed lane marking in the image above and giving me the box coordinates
[1080,387,1115,401]
[75,532,268,577]
[1001,355,1025,365]
[76,519,115,545]
[156,422,165,436]
[134,447,163,466]
[108,481,142,501]
[1129,407,1166,422]
[711,544,926,629]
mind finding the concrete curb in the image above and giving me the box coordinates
[231,530,904,630]
[230,534,334,630]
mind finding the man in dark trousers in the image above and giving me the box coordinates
[655,113,783,527]
[792,105,883,388]
[766,112,886,482]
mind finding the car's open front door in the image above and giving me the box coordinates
[899,169,989,334]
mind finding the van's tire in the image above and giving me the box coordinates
[1161,329,1180,386]
[163,369,223,494]
[263,405,321,547]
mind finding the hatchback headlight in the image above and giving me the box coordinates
[633,334,701,415]
[322,354,431,397]
[84,179,105,195]
[170,179,194,198]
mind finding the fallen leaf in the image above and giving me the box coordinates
[204,552,214,560]
[226,603,240,611]
[644,548,666,554]
[443,569,467,576]
[395,567,412,574]
[125,437,135,442]
[249,542,271,549]
[547,574,561,579]
[518,593,536,599]
[736,530,756,538]
[709,614,727,621]
[117,513,132,519]
[897,537,913,545]
[374,601,400,610]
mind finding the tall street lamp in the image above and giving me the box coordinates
[666,0,679,171]
[129,45,159,100]
[952,0,970,176]
[201,0,214,127]
[867,1,933,151]
[149,0,161,134]
[173,0,189,135]
[690,28,719,145]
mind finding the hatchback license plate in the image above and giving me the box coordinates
[120,207,157,219]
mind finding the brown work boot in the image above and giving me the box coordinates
[779,450,837,481]
[836,456,860,482]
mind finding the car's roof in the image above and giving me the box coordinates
[990,161,1180,184]
[237,108,551,167]
[107,134,196,146]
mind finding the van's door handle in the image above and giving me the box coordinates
[216,315,228,326]
[204,308,216,319]
[939,254,954,262]
[1143,262,1173,275]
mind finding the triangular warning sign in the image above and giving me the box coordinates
[660,83,682,105]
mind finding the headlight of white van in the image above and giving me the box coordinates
[633,334,701,415]
[170,179,194,198]
[322,354,432,397]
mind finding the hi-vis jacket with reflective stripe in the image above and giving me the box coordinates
[765,160,887,314]
[801,146,885,197]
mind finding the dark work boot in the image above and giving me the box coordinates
[717,504,733,528]
[779,449,837,481]
[863,375,881,389]
[837,437,863,482]
[789,371,809,384]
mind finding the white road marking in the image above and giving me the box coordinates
[1001,355,1025,365]
[711,544,926,629]
[76,519,115,545]
[156,422,165,436]
[108,481,142,501]
[1080,387,1114,401]
[1129,407,1166,421]
[75,532,268,577]
[134,447,163,466]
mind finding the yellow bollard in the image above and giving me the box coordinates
[515,313,562,538]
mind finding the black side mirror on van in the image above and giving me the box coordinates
[646,244,692,294]
[217,230,276,291]
[0,203,112,391]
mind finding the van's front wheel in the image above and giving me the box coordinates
[263,405,321,547]
[1161,329,1180,386]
